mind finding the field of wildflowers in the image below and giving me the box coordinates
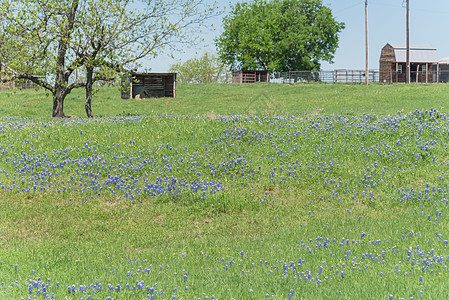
[2,85,449,299]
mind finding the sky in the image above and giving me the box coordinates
[146,0,449,72]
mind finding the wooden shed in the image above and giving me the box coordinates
[379,43,438,83]
[232,70,270,83]
[121,72,176,99]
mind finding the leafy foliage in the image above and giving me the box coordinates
[0,0,219,117]
[169,52,227,83]
[216,0,345,72]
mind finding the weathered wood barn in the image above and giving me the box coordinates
[121,72,176,100]
[232,70,270,83]
[379,43,438,83]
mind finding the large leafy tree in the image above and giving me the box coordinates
[0,0,82,117]
[0,0,218,117]
[216,0,345,73]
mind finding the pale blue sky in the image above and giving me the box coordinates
[146,0,449,72]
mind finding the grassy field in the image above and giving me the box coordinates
[2,82,449,117]
[1,83,449,299]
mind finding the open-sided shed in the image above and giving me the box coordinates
[121,72,176,99]
[232,70,270,83]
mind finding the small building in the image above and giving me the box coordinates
[379,43,438,83]
[232,70,270,83]
[121,72,176,99]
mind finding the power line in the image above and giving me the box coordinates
[371,0,449,15]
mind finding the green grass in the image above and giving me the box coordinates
[0,83,449,298]
[2,82,449,118]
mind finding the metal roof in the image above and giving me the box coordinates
[388,43,438,63]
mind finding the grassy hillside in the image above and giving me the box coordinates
[2,82,449,118]
[0,83,449,298]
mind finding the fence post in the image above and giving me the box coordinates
[416,66,420,83]
[437,64,440,83]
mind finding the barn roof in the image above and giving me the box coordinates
[388,43,438,63]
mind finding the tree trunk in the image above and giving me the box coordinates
[51,0,79,118]
[52,87,66,118]
[85,66,94,118]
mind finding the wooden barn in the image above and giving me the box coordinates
[121,72,176,100]
[232,70,270,83]
[379,43,438,83]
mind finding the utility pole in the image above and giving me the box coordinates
[406,0,410,84]
[365,0,369,85]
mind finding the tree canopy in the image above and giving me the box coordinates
[215,0,345,73]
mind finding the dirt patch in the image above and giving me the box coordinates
[153,214,165,223]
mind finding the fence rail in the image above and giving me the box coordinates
[270,70,449,84]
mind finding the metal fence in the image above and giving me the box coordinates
[269,70,375,83]
[280,70,377,83]
[270,70,449,84]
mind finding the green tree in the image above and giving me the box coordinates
[169,52,226,83]
[0,0,104,117]
[215,0,344,73]
[0,0,218,117]
[73,0,219,117]
[0,6,47,76]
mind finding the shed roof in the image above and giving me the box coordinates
[388,43,438,63]
[232,70,269,73]
[130,72,176,76]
